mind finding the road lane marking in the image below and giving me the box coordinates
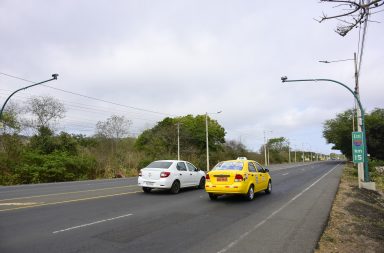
[282,173,289,176]
[0,202,41,206]
[52,213,133,234]
[0,185,140,202]
[0,191,141,212]
[217,163,341,253]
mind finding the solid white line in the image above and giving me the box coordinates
[217,163,341,253]
[52,213,133,234]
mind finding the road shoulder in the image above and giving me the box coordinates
[315,164,384,253]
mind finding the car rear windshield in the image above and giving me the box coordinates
[212,161,243,171]
[145,161,173,169]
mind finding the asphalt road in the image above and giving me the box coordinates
[0,161,343,253]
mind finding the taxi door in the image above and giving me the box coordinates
[247,162,258,191]
[255,162,268,190]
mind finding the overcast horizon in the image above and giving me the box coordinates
[1,0,383,155]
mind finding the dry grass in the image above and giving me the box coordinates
[315,164,384,253]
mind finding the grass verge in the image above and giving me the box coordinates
[315,163,384,253]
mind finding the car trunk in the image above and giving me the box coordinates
[141,168,164,180]
[209,170,238,185]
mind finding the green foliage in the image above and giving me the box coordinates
[135,115,226,169]
[323,108,384,160]
[12,151,97,184]
[365,108,384,160]
[323,109,354,159]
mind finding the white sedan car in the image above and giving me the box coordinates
[138,160,206,194]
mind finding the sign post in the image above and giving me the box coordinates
[352,132,364,163]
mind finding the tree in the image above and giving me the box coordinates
[323,109,355,158]
[0,101,21,135]
[323,108,384,160]
[365,108,384,160]
[135,115,226,168]
[96,115,132,139]
[317,0,384,36]
[264,137,289,163]
[26,96,66,130]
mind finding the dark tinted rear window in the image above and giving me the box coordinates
[146,161,173,169]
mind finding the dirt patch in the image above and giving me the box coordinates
[315,164,384,253]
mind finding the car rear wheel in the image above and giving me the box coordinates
[265,180,272,194]
[245,185,254,201]
[142,187,152,193]
[208,193,218,200]
[198,177,206,189]
[170,180,180,194]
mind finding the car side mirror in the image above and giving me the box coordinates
[265,168,269,173]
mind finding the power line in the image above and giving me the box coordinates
[358,6,369,76]
[0,71,178,117]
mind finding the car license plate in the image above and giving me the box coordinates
[145,181,154,186]
[217,177,227,182]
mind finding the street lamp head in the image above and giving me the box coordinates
[281,76,288,82]
[318,60,330,64]
[52,73,59,79]
[217,111,222,114]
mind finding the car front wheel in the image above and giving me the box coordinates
[265,180,272,194]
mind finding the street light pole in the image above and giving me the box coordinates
[206,113,209,171]
[281,77,370,182]
[206,111,222,171]
[0,74,59,122]
[287,140,291,163]
[319,54,364,185]
[176,122,181,160]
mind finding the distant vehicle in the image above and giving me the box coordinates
[138,160,206,194]
[205,158,272,201]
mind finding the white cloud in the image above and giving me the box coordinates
[1,0,383,155]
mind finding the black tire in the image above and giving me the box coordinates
[170,180,180,194]
[198,177,206,189]
[265,180,272,194]
[245,185,254,201]
[142,187,152,193]
[208,193,218,200]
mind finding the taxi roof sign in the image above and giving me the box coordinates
[236,157,248,160]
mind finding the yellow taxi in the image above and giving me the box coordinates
[205,157,272,200]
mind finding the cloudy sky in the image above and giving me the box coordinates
[1,0,383,154]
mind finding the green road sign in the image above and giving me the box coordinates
[352,132,364,163]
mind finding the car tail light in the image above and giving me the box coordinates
[139,170,142,177]
[206,174,210,181]
[234,174,243,182]
[160,171,171,178]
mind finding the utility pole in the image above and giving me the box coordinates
[176,122,181,160]
[264,131,267,166]
[288,140,291,163]
[206,113,209,171]
[205,111,222,171]
[354,52,364,187]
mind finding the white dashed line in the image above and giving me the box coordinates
[52,213,133,234]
